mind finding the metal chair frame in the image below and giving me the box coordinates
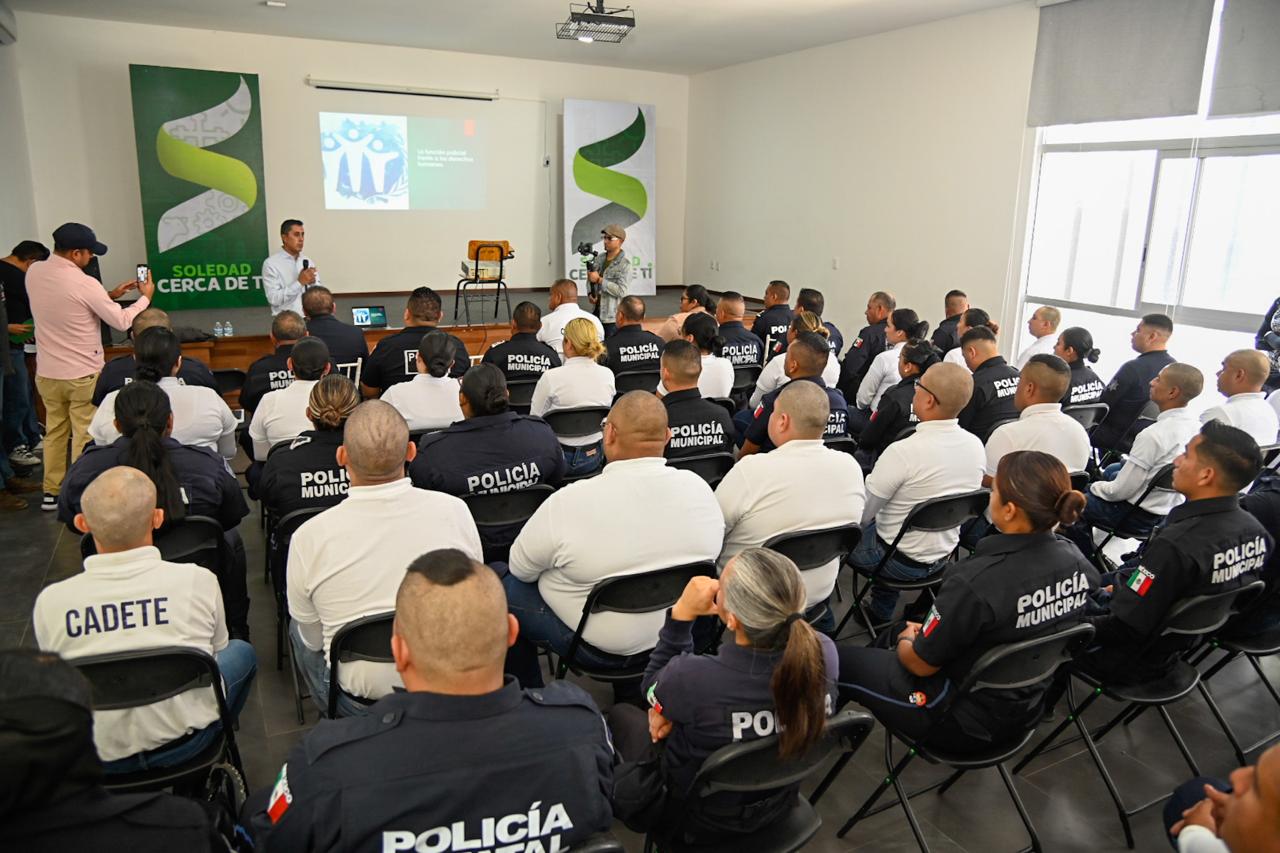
[326,611,396,719]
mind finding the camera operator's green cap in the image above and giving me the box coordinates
[601,224,626,240]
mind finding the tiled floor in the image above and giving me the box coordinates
[4,461,1278,852]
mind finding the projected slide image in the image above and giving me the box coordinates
[320,112,484,211]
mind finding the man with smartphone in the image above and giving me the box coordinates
[263,218,320,316]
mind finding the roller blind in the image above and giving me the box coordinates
[1209,0,1280,117]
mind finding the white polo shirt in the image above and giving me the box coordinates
[287,478,482,699]
[865,419,985,562]
[530,356,616,446]
[537,303,605,363]
[92,376,237,459]
[381,373,463,432]
[1091,406,1198,514]
[857,342,906,410]
[1201,392,1279,448]
[262,249,319,316]
[1014,334,1057,370]
[716,439,866,609]
[944,346,970,372]
[984,402,1092,478]
[509,457,724,655]
[33,545,227,762]
[249,378,318,461]
[750,351,840,409]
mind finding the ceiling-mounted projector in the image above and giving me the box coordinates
[555,1,635,44]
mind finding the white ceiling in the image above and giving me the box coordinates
[7,0,1024,75]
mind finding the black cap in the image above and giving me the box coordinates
[52,222,108,256]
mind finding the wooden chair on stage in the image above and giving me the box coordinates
[455,240,514,326]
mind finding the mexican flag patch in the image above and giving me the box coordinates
[267,764,292,824]
[922,606,941,637]
[1127,566,1155,597]
[646,682,663,715]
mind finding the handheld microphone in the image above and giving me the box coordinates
[302,259,310,271]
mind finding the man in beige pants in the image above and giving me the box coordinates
[27,223,154,509]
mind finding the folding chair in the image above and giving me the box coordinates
[74,646,247,795]
[1083,462,1174,570]
[707,397,737,420]
[731,364,762,396]
[1069,470,1092,494]
[157,515,227,573]
[646,709,876,853]
[1063,402,1110,432]
[615,369,661,395]
[834,489,990,639]
[507,379,539,415]
[327,611,396,719]
[463,485,555,562]
[270,506,328,678]
[555,561,715,682]
[542,406,611,444]
[335,358,363,389]
[667,451,735,489]
[1013,581,1266,848]
[823,435,858,457]
[1193,623,1280,766]
[212,368,247,399]
[817,623,1095,853]
[763,523,862,628]
[454,240,514,325]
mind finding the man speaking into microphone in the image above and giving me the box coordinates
[263,219,319,316]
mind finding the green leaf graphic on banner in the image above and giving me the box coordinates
[571,109,648,248]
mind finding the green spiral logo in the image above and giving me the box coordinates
[570,108,648,248]
[154,77,258,252]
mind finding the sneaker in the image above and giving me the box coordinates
[8,445,39,466]
[31,437,44,453]
[0,492,28,511]
[41,493,57,511]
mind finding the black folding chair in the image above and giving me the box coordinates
[1069,470,1092,494]
[543,406,611,443]
[834,489,990,639]
[74,646,246,795]
[732,364,762,396]
[667,451,735,489]
[507,379,539,414]
[555,561,715,682]
[818,623,1095,853]
[213,368,247,398]
[707,397,737,420]
[645,709,876,853]
[270,506,328,683]
[764,523,862,629]
[823,435,859,457]
[1063,402,1110,432]
[615,369,661,395]
[1083,462,1174,570]
[327,611,396,719]
[1013,581,1266,848]
[463,485,555,561]
[1192,623,1280,766]
[156,515,227,571]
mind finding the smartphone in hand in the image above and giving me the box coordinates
[136,263,149,284]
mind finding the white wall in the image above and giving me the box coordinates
[11,11,688,298]
[683,2,1039,342]
[0,41,36,248]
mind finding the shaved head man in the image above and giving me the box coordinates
[917,362,973,421]
[1202,349,1280,447]
[604,390,670,461]
[716,290,766,367]
[93,306,219,409]
[75,466,162,552]
[339,399,415,484]
[983,354,1091,489]
[741,331,850,456]
[1015,306,1062,369]
[538,278,604,362]
[770,378,830,442]
[660,341,735,460]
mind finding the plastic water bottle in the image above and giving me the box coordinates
[224,320,234,337]
[214,321,224,338]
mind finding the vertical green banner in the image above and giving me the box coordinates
[130,65,270,310]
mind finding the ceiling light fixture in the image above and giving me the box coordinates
[555,2,635,44]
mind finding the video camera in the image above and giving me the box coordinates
[576,241,601,298]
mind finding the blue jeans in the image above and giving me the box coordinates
[562,440,604,477]
[849,521,945,624]
[0,373,12,482]
[3,348,40,451]
[500,571,649,688]
[103,640,257,773]
[288,620,376,718]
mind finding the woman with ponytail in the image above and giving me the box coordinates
[944,307,1000,370]
[839,450,1098,751]
[748,310,838,409]
[409,364,565,560]
[856,308,931,415]
[380,331,464,431]
[610,547,837,839]
[259,374,360,519]
[674,312,733,398]
[1054,326,1106,404]
[857,337,941,460]
[531,317,616,476]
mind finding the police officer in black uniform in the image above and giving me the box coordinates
[836,290,894,399]
[4,649,223,853]
[741,332,848,454]
[481,301,559,382]
[957,325,1021,441]
[302,285,370,367]
[1055,326,1106,405]
[92,307,217,406]
[715,291,765,367]
[1092,313,1176,452]
[241,309,308,414]
[1224,479,1280,636]
[659,341,733,460]
[797,287,844,357]
[363,287,469,396]
[258,373,359,521]
[603,295,664,374]
[838,451,1098,749]
[857,338,939,462]
[410,365,564,561]
[245,549,614,853]
[931,289,968,354]
[750,280,793,361]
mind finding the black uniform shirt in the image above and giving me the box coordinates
[958,355,1020,442]
[603,324,664,374]
[57,437,248,532]
[92,355,218,407]
[258,429,349,519]
[1093,350,1176,450]
[1095,496,1272,676]
[364,325,469,392]
[836,320,887,399]
[718,321,765,367]
[0,257,32,326]
[931,315,961,354]
[662,389,734,459]
[247,680,614,853]
[824,321,845,358]
[305,313,370,367]
[241,344,297,414]
[744,375,849,452]
[751,304,793,361]
[913,532,1099,741]
[9,788,219,853]
[857,376,918,458]
[1063,361,1106,406]
[483,332,559,381]
[643,614,838,829]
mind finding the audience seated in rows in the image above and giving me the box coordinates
[1091,313,1176,451]
[249,336,331,461]
[659,340,735,460]
[741,332,848,455]
[836,290,895,397]
[603,294,664,374]
[363,287,468,397]
[956,325,1021,442]
[380,331,464,432]
[538,278,604,361]
[92,307,217,406]
[749,310,838,409]
[714,290,765,367]
[530,316,615,477]
[258,374,358,520]
[856,338,938,461]
[1202,349,1279,447]
[240,309,307,415]
[301,285,369,367]
[1014,305,1061,370]
[482,300,559,382]
[1055,326,1106,405]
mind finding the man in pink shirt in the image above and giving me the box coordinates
[27,223,155,507]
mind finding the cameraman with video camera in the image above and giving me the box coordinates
[583,224,632,337]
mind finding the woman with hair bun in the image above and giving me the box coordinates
[944,307,1000,370]
[1055,326,1106,405]
[531,317,616,476]
[410,364,565,560]
[857,337,941,460]
[838,450,1098,751]
[610,547,838,840]
[259,374,360,519]
[380,331,464,431]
